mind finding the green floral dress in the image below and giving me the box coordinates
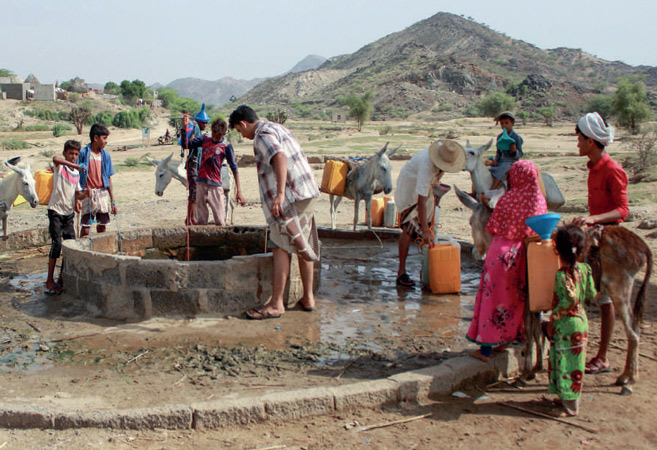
[548,263,596,401]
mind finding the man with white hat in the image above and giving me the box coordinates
[394,140,466,287]
[572,111,629,375]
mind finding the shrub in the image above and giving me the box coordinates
[40,149,56,158]
[379,125,392,136]
[476,91,517,118]
[52,123,71,137]
[0,139,30,150]
[626,126,657,175]
[112,109,145,129]
[123,157,141,167]
[91,110,114,127]
[21,124,51,132]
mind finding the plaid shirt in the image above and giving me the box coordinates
[253,120,319,224]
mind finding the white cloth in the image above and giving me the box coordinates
[578,112,614,146]
[394,147,442,221]
[47,165,81,216]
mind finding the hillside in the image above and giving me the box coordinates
[238,12,656,120]
[164,76,265,107]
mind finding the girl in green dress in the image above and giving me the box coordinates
[547,224,597,417]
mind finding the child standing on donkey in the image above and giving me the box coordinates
[182,116,244,225]
[546,224,597,417]
[46,140,89,295]
[490,111,523,191]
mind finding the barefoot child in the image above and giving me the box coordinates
[546,224,596,417]
[46,140,89,294]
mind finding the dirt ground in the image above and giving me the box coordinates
[1,107,657,448]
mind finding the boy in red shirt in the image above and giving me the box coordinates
[182,116,244,225]
[572,112,629,375]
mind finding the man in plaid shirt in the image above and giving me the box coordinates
[229,105,320,320]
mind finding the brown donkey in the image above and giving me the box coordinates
[584,225,653,388]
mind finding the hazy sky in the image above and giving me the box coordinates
[2,0,656,86]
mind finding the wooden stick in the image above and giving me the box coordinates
[173,374,187,386]
[248,445,286,450]
[336,357,359,379]
[499,402,598,433]
[126,350,149,365]
[358,413,432,432]
[608,343,657,362]
[322,255,371,263]
[25,321,41,333]
[50,332,103,342]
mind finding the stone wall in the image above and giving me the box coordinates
[62,226,319,322]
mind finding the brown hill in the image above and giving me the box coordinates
[238,12,656,120]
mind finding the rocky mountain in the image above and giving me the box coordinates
[157,54,326,106]
[164,76,265,107]
[238,12,656,120]
[286,55,327,74]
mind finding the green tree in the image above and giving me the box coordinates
[119,79,153,104]
[538,105,555,127]
[585,94,614,119]
[91,111,114,127]
[69,106,92,135]
[52,123,71,137]
[476,91,517,118]
[516,110,529,125]
[0,68,15,78]
[611,76,652,134]
[345,91,374,132]
[103,81,120,95]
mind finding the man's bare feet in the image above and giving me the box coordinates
[298,297,315,311]
[469,350,491,363]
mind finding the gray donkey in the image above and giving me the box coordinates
[329,143,399,230]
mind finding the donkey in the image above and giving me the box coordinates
[583,225,652,388]
[147,153,236,224]
[328,143,399,230]
[457,140,566,258]
[0,160,40,238]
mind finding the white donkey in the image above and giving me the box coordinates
[147,153,236,224]
[0,159,40,238]
[329,143,399,230]
[456,140,566,259]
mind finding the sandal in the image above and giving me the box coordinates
[245,308,282,320]
[45,284,63,296]
[585,357,611,374]
[396,273,415,287]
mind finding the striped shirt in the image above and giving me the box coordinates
[253,120,319,224]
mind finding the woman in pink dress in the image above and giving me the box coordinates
[467,160,547,362]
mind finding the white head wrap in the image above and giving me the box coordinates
[578,112,614,147]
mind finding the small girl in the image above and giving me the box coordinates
[546,224,597,417]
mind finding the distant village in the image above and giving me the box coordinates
[0,73,106,102]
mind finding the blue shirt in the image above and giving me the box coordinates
[77,144,115,189]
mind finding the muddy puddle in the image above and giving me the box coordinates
[0,237,483,407]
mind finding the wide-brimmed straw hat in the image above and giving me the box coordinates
[428,140,466,173]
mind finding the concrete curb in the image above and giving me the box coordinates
[0,350,521,430]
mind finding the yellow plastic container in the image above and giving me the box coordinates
[320,160,348,196]
[527,240,562,312]
[427,243,461,294]
[13,195,26,206]
[370,198,385,227]
[35,169,54,206]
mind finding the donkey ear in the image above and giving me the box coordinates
[386,145,401,157]
[376,142,389,157]
[482,139,494,152]
[5,161,22,173]
[466,139,472,148]
[146,157,159,166]
[163,153,173,164]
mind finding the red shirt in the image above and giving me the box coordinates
[587,152,629,223]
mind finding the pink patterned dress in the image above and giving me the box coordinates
[467,160,547,347]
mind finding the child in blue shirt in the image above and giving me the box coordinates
[490,111,523,190]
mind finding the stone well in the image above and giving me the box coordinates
[62,226,319,321]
